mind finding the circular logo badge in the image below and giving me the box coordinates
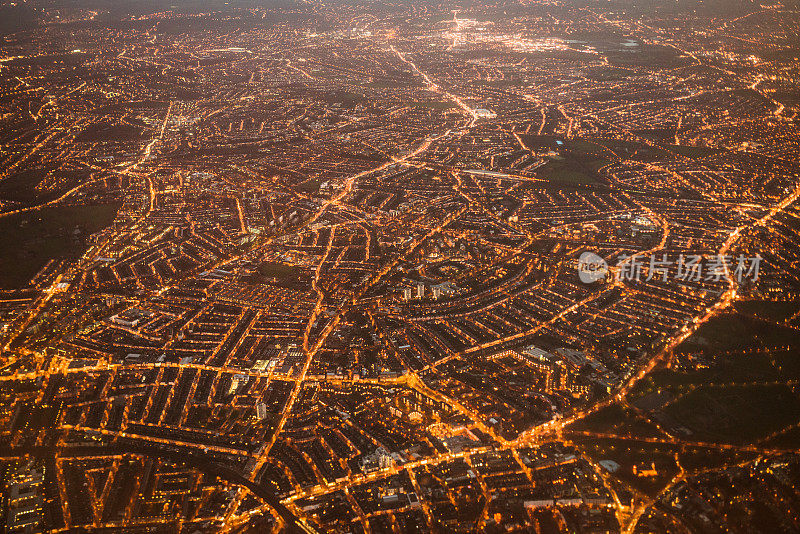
[577,252,608,284]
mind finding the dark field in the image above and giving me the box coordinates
[0,204,120,288]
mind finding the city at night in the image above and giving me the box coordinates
[0,0,799,532]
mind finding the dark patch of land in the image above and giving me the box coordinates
[0,203,120,289]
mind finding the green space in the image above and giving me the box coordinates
[663,384,800,444]
[763,425,800,449]
[734,299,800,323]
[521,138,617,185]
[628,347,791,406]
[297,177,323,194]
[769,348,800,381]
[628,368,701,401]
[0,203,120,289]
[584,138,674,161]
[0,168,49,204]
[258,261,303,279]
[632,307,800,404]
[617,307,800,453]
[677,447,757,472]
[0,167,95,205]
[567,405,664,439]
[537,158,596,185]
[256,261,308,288]
[563,139,614,166]
[709,351,786,383]
[676,312,800,353]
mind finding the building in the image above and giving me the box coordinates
[5,463,45,534]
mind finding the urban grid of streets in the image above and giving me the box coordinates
[1,0,800,533]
